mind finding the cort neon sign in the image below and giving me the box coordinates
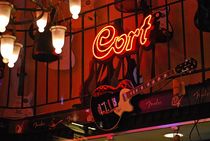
[92,14,153,61]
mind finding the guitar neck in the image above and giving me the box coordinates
[126,69,175,100]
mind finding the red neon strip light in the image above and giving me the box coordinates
[92,14,153,61]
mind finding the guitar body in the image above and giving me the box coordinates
[90,80,134,131]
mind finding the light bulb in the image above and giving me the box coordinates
[8,62,14,68]
[55,48,62,54]
[72,14,79,19]
[164,133,183,138]
[38,27,44,32]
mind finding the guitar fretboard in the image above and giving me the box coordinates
[123,69,175,101]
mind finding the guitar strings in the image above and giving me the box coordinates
[151,78,173,93]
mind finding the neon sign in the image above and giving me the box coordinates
[92,14,153,61]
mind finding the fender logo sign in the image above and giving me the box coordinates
[92,14,153,61]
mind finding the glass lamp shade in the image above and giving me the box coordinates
[69,0,81,19]
[0,35,16,63]
[36,11,48,32]
[50,25,67,54]
[0,2,13,32]
[8,42,23,68]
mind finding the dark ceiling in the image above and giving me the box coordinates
[53,118,210,141]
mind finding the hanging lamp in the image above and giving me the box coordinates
[8,42,23,68]
[50,25,67,54]
[69,0,81,19]
[36,11,48,32]
[0,35,16,63]
[0,1,13,32]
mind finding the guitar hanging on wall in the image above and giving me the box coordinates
[114,0,149,13]
[194,0,210,32]
[90,58,197,131]
[154,6,173,43]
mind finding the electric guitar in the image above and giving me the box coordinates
[90,58,197,131]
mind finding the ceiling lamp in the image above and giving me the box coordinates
[164,133,184,138]
[0,2,13,32]
[0,35,16,63]
[50,25,67,54]
[69,0,81,19]
[36,11,48,33]
[0,1,78,64]
[8,42,23,68]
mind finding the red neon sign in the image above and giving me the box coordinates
[92,14,153,61]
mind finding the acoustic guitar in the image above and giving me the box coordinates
[90,58,197,131]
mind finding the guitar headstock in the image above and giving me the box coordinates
[175,58,197,74]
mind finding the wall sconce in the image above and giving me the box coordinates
[8,42,23,68]
[0,2,13,32]
[0,35,16,64]
[50,25,67,54]
[36,11,48,33]
[69,0,81,19]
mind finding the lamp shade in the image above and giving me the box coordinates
[8,42,23,68]
[36,11,48,32]
[0,35,16,63]
[69,0,81,19]
[50,25,67,54]
[0,2,13,32]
